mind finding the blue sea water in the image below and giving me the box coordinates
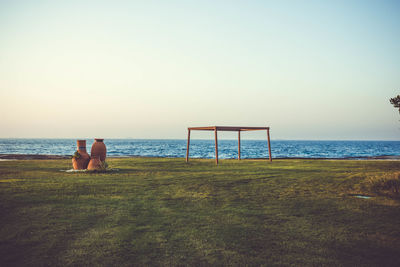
[0,139,399,159]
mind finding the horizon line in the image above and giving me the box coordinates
[0,137,400,142]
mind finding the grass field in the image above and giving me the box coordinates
[1,158,400,266]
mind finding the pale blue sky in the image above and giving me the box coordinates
[0,0,399,139]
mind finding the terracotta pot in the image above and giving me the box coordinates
[91,138,107,162]
[72,140,90,170]
[87,155,102,170]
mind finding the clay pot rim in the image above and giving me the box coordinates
[77,140,86,142]
[94,138,104,142]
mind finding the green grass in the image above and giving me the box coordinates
[0,158,400,266]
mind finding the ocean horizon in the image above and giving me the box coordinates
[0,139,399,159]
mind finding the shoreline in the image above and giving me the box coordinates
[1,154,400,161]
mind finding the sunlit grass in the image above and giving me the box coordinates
[0,158,399,266]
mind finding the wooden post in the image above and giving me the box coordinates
[186,129,190,162]
[238,130,241,160]
[267,128,272,162]
[214,128,218,165]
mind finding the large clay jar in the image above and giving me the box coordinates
[91,138,107,162]
[72,140,91,170]
[87,155,102,170]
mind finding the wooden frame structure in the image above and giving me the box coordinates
[186,126,272,164]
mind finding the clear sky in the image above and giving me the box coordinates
[0,0,399,140]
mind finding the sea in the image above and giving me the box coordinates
[0,139,399,159]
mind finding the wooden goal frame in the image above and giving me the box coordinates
[186,126,272,164]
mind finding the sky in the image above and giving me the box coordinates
[0,0,399,140]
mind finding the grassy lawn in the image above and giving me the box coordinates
[0,158,400,266]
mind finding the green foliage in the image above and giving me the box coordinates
[72,150,81,159]
[99,161,108,170]
[0,158,400,266]
[390,95,400,113]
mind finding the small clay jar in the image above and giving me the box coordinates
[72,140,91,170]
[91,138,107,162]
[87,155,102,170]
